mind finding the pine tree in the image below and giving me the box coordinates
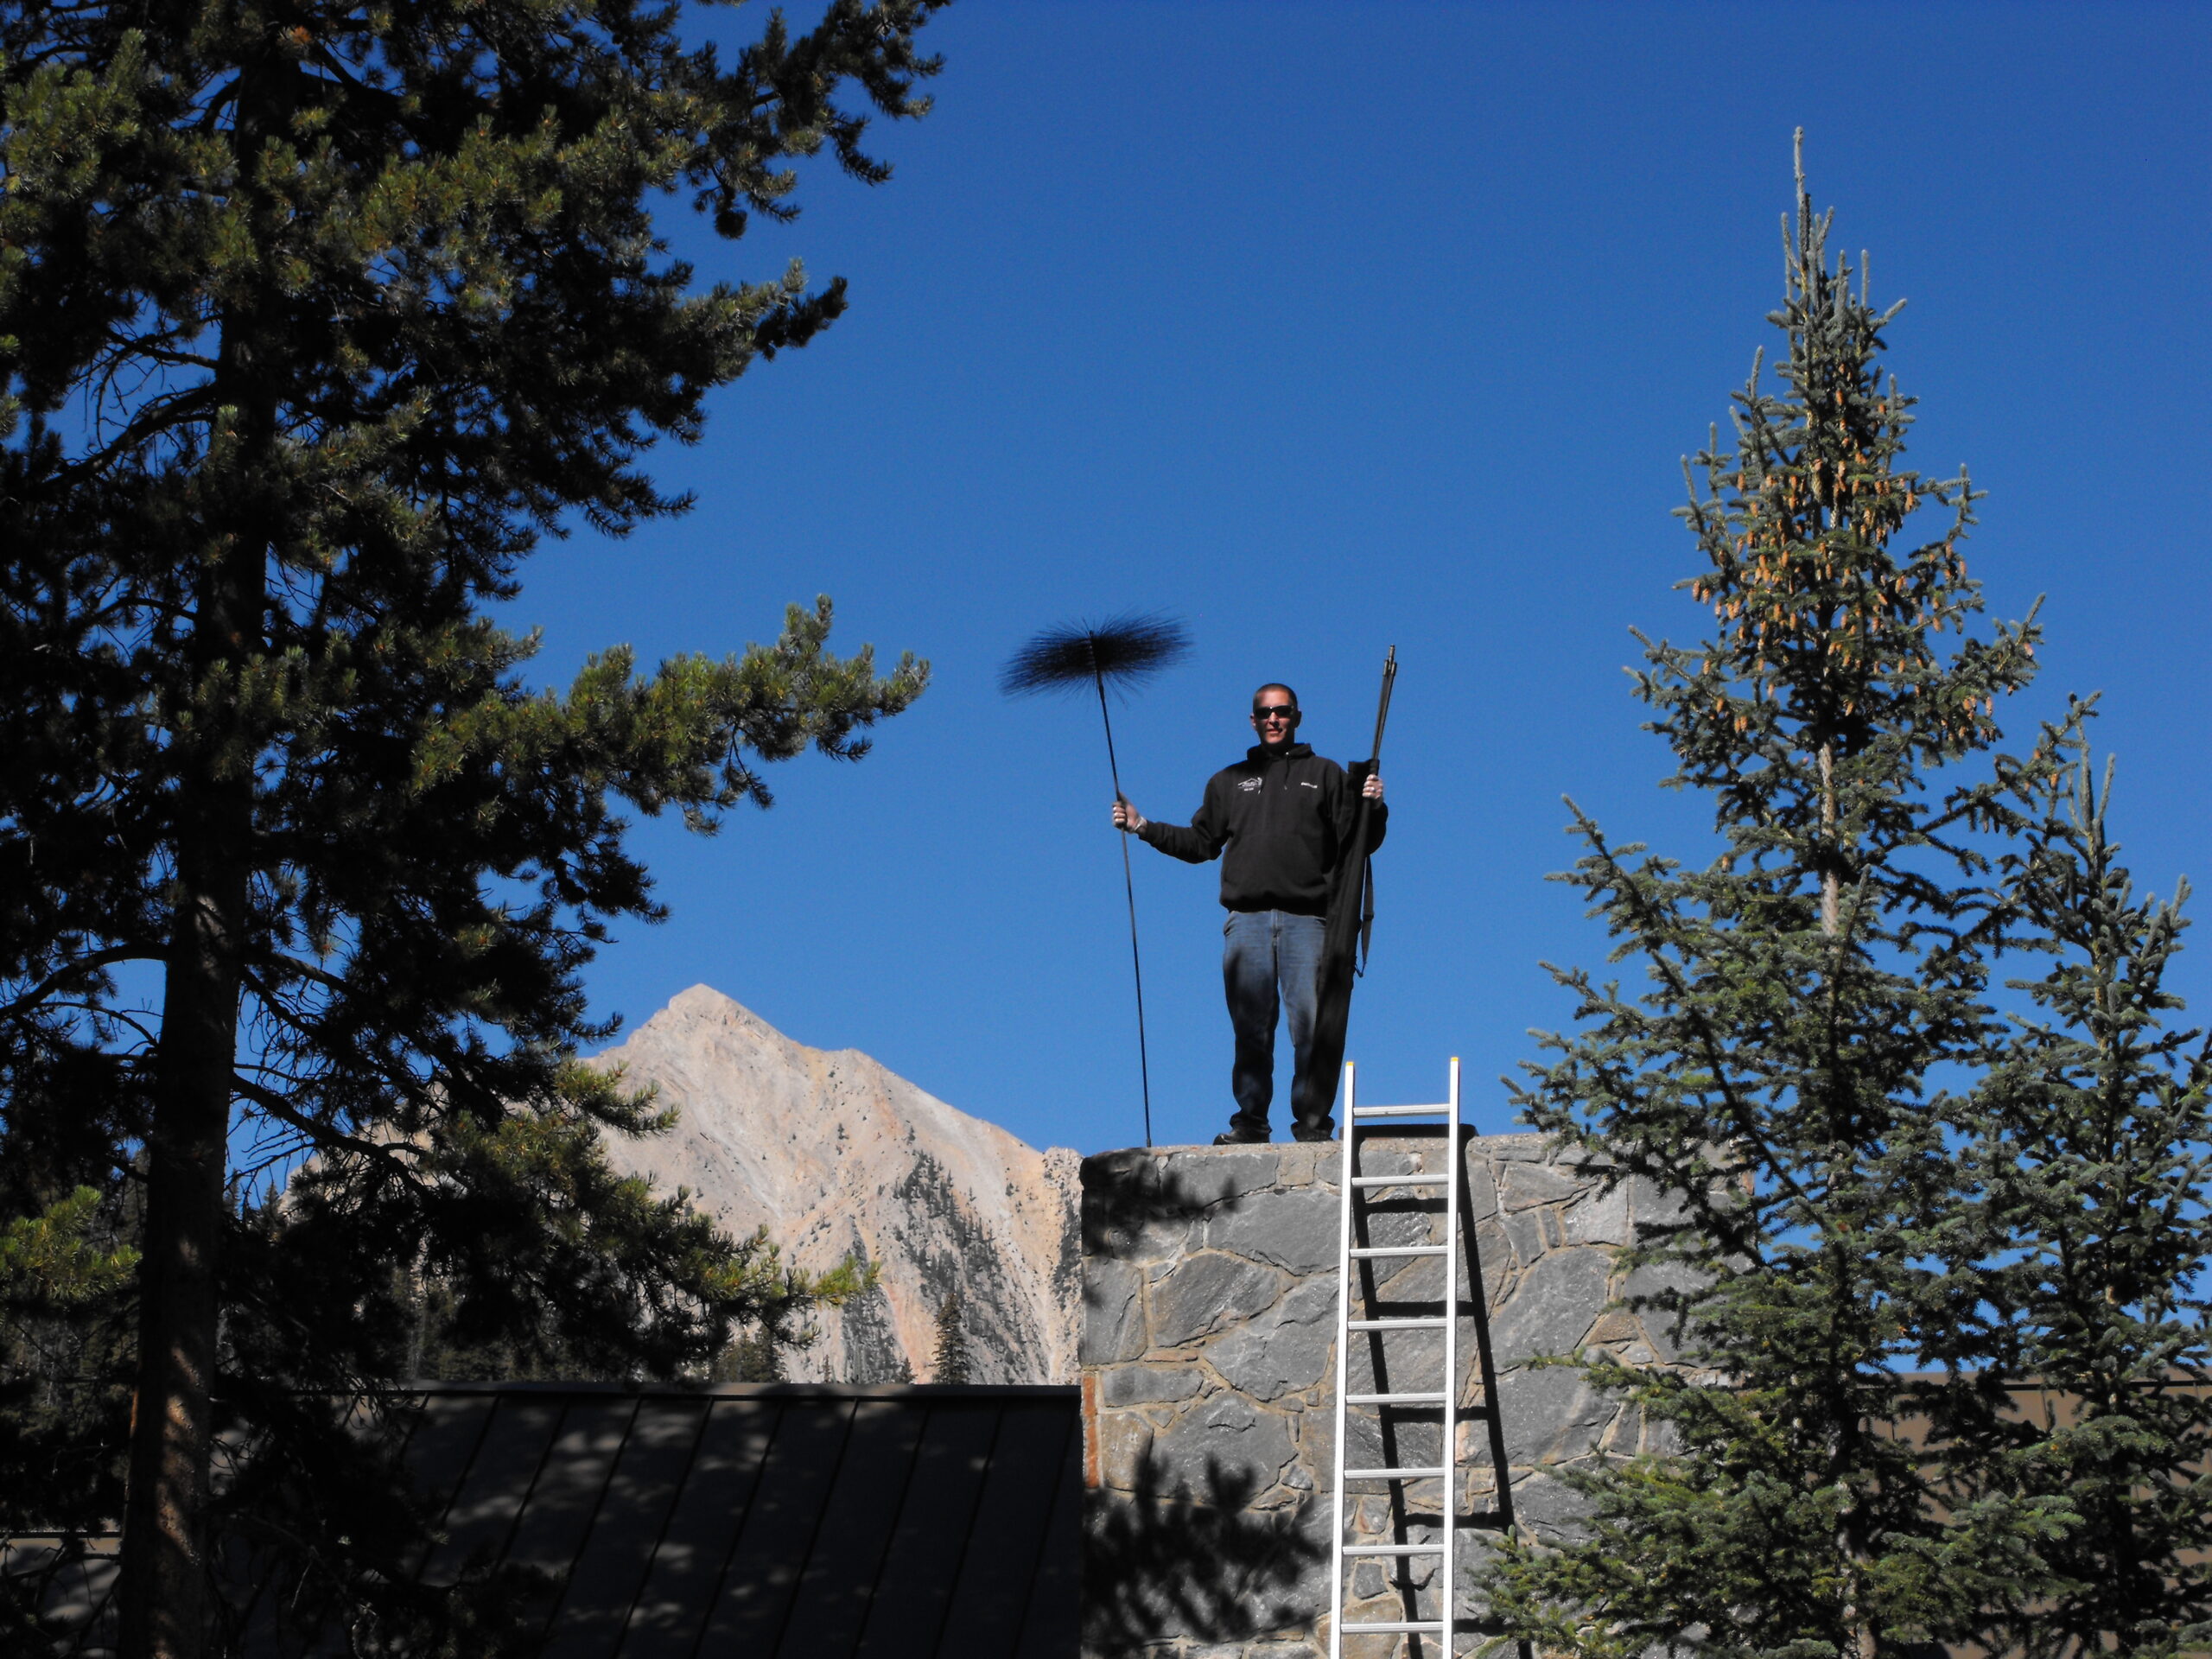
[0,4,945,1656]
[1478,138,2069,1658]
[714,1326,787,1385]
[931,1288,971,1385]
[1961,754,2212,1656]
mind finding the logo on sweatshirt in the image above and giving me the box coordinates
[1236,777,1262,792]
[1300,781,1319,789]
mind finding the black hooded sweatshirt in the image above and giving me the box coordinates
[1137,741,1385,915]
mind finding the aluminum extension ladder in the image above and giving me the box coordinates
[1328,1057,1466,1657]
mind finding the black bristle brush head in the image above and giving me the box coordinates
[1001,613,1192,698]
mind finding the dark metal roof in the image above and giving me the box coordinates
[7,1382,1080,1659]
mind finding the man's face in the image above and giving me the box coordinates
[1250,688,1300,750]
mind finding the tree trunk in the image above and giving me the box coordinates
[116,747,252,1659]
[1820,741,1840,936]
[116,43,287,1655]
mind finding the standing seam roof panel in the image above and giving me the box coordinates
[417,1397,564,1587]
[1011,1416,1083,1659]
[850,1402,1003,1659]
[396,1392,501,1580]
[542,1396,709,1659]
[935,1402,1079,1659]
[506,1399,640,1581]
[694,1399,855,1655]
[614,1397,782,1659]
[768,1397,931,1657]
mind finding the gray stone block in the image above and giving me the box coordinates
[1192,1148,1283,1204]
[1210,1277,1336,1402]
[1103,1363,1206,1407]
[1138,1213,1207,1264]
[1362,1205,1438,1250]
[1365,1254,1444,1307]
[1471,1217,1513,1305]
[1501,1206,1550,1268]
[1152,1394,1296,1495]
[1455,1529,1510,1598]
[1084,1256,1149,1364]
[1299,1401,1333,1481]
[1338,1407,1385,1473]
[1497,1159,1587,1210]
[1354,1142,1429,1179]
[1341,1326,1444,1401]
[1509,1470,1592,1541]
[1487,1246,1610,1365]
[1095,1409,1154,1490]
[1083,1147,1153,1185]
[1561,1179,1630,1246]
[1496,1363,1618,1465]
[1627,1172,1691,1233]
[1084,1148,1224,1263]
[1150,1251,1287,1348]
[1622,1259,1705,1362]
[1338,1402,1449,1483]
[1208,1185,1339,1274]
[1462,1157,1499,1221]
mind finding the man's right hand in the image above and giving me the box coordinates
[1112,798,1147,833]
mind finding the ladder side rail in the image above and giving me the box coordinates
[1327,1058,1357,1659]
[1441,1055,1462,1650]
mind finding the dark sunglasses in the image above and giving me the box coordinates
[1251,704,1297,721]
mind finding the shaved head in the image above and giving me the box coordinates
[1252,683,1299,711]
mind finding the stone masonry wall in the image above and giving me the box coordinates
[1079,1134,1687,1659]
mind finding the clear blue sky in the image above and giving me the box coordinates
[510,1,2212,1154]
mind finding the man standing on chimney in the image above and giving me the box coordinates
[1111,683,1385,1144]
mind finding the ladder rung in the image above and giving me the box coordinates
[1349,1173,1448,1187]
[1350,1103,1452,1117]
[1347,1316,1446,1330]
[1349,1245,1445,1258]
[1341,1619,1448,1632]
[1343,1465,1446,1480]
[1343,1543,1444,1555]
[1345,1391,1446,1405]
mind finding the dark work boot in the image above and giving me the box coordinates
[1291,1122,1335,1142]
[1212,1122,1268,1145]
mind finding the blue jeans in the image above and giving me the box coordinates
[1223,909,1333,1138]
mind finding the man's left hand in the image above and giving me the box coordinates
[1363,773,1384,802]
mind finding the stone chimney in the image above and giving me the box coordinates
[1077,1135,1688,1658]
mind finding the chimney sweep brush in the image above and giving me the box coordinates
[1001,613,1192,1147]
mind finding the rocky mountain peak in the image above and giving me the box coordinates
[590,986,1079,1382]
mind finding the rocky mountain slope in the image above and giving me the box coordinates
[588,986,1079,1383]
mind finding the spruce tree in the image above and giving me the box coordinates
[1960,755,2212,1656]
[0,3,944,1656]
[1478,139,2066,1658]
[931,1288,971,1385]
